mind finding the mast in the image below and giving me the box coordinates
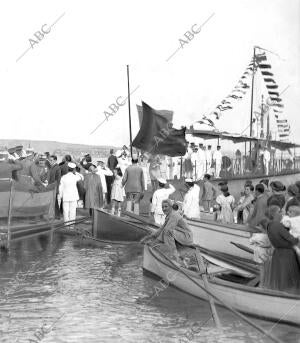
[260,95,264,139]
[126,65,133,157]
[249,46,257,153]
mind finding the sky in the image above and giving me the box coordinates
[0,0,299,149]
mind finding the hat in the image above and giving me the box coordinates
[287,184,299,197]
[185,178,194,184]
[270,181,286,192]
[68,162,76,169]
[8,147,16,154]
[132,153,138,160]
[157,178,167,184]
[15,145,23,151]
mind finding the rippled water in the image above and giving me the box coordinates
[0,229,299,343]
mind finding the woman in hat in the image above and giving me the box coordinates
[285,184,300,213]
[265,205,300,294]
[267,181,286,209]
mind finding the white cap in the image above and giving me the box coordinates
[185,178,194,183]
[68,162,76,169]
[157,177,167,184]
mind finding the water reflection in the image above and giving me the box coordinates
[0,231,299,343]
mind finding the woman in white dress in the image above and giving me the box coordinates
[216,185,235,223]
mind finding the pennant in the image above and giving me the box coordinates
[264,78,276,83]
[266,85,278,89]
[261,71,274,76]
[258,63,272,69]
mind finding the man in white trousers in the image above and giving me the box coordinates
[151,178,175,225]
[58,162,82,229]
[196,144,206,180]
[213,145,223,178]
[263,147,271,175]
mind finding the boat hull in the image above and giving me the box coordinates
[92,208,254,259]
[187,218,254,259]
[143,245,300,325]
[0,180,56,219]
[92,209,151,242]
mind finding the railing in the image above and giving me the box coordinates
[178,156,300,180]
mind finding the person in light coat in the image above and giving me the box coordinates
[58,162,82,228]
[182,179,201,219]
[151,178,175,225]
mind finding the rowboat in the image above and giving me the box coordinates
[92,209,153,243]
[92,208,255,259]
[0,178,56,218]
[143,244,300,326]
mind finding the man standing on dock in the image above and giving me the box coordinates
[58,162,81,228]
[49,155,62,219]
[151,178,175,225]
[0,148,23,179]
[122,154,145,215]
[263,147,271,175]
[213,146,222,178]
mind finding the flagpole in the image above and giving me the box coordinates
[249,46,257,155]
[127,65,133,157]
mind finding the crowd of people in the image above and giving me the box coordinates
[1,144,299,294]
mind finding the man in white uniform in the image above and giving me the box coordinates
[197,144,206,180]
[151,178,175,225]
[191,147,198,180]
[205,145,212,173]
[182,179,201,219]
[96,160,113,206]
[263,147,271,175]
[58,162,82,228]
[213,145,222,178]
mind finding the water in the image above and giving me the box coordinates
[0,230,299,343]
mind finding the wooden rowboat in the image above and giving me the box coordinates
[92,208,255,260]
[143,244,300,326]
[92,209,153,243]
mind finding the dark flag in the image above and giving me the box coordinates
[136,105,173,127]
[132,102,187,157]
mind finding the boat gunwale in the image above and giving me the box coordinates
[146,245,300,301]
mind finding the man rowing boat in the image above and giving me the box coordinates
[142,199,193,263]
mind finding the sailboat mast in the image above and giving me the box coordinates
[249,46,256,138]
[126,65,133,157]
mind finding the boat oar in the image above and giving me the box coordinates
[194,246,222,328]
[151,245,284,343]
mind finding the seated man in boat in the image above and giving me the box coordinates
[142,199,193,263]
[0,148,23,179]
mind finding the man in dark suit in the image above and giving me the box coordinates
[49,155,62,219]
[106,149,118,204]
[122,155,145,215]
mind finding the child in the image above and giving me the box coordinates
[281,205,300,263]
[215,185,235,223]
[202,174,217,212]
[111,167,124,216]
